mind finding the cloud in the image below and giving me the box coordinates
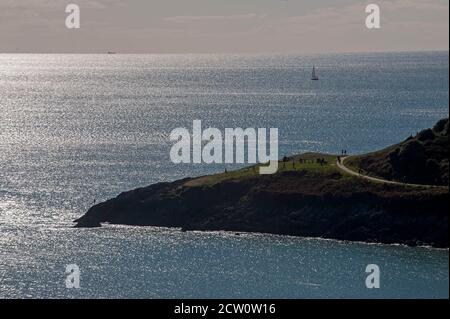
[277,0,448,32]
[381,0,448,11]
[242,0,449,52]
[165,13,267,24]
[0,0,447,53]
[0,0,118,9]
[0,0,122,22]
[155,0,448,53]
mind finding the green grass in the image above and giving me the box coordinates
[184,153,341,187]
[344,155,446,190]
[183,151,443,191]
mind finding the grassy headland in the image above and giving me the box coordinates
[75,120,449,247]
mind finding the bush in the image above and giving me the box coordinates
[425,159,441,183]
[433,118,449,135]
[398,140,425,165]
[417,129,435,141]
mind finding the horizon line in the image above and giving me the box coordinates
[0,49,448,56]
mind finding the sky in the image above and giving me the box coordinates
[0,0,448,53]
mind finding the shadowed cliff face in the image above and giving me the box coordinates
[75,170,449,248]
[75,120,449,247]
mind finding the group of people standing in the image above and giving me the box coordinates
[337,149,349,164]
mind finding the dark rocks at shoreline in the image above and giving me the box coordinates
[75,170,449,248]
[75,119,449,248]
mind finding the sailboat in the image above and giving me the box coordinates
[311,66,319,81]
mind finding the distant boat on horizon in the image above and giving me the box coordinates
[107,51,117,55]
[311,66,319,81]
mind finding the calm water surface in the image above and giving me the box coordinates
[0,52,448,298]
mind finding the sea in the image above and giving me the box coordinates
[0,51,448,298]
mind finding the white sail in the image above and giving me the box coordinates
[311,66,319,80]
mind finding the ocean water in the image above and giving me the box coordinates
[0,52,448,298]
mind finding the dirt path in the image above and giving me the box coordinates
[336,156,441,188]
